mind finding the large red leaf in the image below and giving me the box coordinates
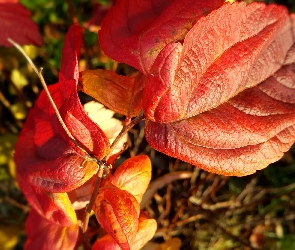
[14,24,110,192]
[110,155,151,203]
[144,3,295,176]
[80,70,144,117]
[25,209,79,250]
[17,174,77,226]
[143,2,294,123]
[99,0,224,74]
[94,186,140,250]
[0,0,42,47]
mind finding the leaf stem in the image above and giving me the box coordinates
[81,111,145,238]
[103,111,145,161]
[81,164,104,248]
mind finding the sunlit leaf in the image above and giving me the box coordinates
[132,212,157,250]
[25,209,79,250]
[92,212,156,250]
[84,101,128,155]
[99,0,224,73]
[14,24,110,193]
[110,155,152,203]
[144,3,295,176]
[17,173,77,226]
[94,186,140,250]
[80,70,144,117]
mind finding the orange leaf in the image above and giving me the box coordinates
[110,155,152,203]
[92,212,157,250]
[25,209,78,250]
[92,234,121,250]
[132,212,157,250]
[80,69,144,117]
[94,186,140,250]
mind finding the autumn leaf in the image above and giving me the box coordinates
[92,234,121,250]
[0,0,42,47]
[80,70,144,117]
[84,0,224,116]
[17,173,77,227]
[93,156,152,250]
[94,186,140,250]
[25,208,79,250]
[132,212,157,250]
[92,212,157,250]
[99,0,224,74]
[110,155,152,203]
[14,24,110,193]
[144,2,295,176]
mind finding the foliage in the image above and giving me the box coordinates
[1,0,295,249]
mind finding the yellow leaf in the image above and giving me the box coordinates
[0,226,21,250]
[155,238,182,250]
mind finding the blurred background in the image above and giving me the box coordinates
[1,0,295,249]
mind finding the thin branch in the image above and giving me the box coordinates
[103,111,144,161]
[81,164,104,249]
[81,112,145,236]
[65,0,79,24]
[9,39,78,142]
[7,38,100,163]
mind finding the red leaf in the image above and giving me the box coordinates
[80,69,144,117]
[99,0,224,73]
[84,0,115,33]
[17,173,77,226]
[92,235,121,250]
[0,1,42,47]
[92,212,156,250]
[94,186,140,250]
[25,209,79,250]
[14,24,110,192]
[144,3,295,176]
[143,3,294,123]
[110,155,152,203]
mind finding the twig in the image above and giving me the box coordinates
[8,39,77,143]
[65,0,79,24]
[103,111,144,161]
[207,218,254,249]
[80,165,104,249]
[7,38,101,164]
[80,112,144,244]
[141,171,193,209]
[2,197,30,212]
[82,166,104,233]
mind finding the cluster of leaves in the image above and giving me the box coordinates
[1,0,295,249]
